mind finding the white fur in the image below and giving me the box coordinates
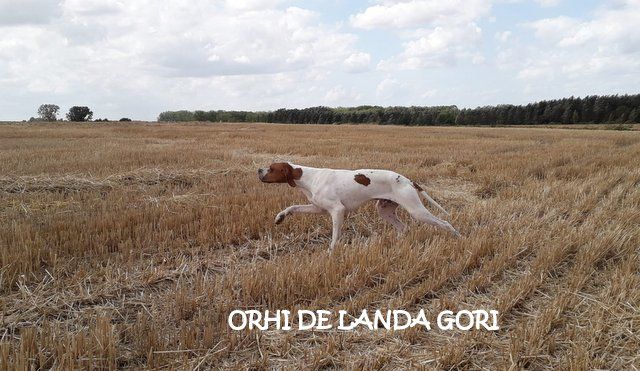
[262,162,461,249]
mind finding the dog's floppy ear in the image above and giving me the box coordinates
[292,167,302,182]
[284,163,303,187]
[283,163,296,187]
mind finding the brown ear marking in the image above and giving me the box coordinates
[412,181,423,192]
[285,164,303,187]
[292,167,303,181]
[354,174,371,186]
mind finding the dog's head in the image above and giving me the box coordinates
[258,162,303,187]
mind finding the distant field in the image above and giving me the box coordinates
[1,122,639,369]
[518,122,639,131]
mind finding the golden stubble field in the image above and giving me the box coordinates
[1,122,639,370]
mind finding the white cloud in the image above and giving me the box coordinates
[63,0,124,15]
[224,0,285,11]
[528,4,640,51]
[353,0,491,71]
[378,23,483,70]
[421,89,437,99]
[324,85,362,104]
[526,16,578,43]
[534,0,561,7]
[1,0,639,120]
[0,0,362,119]
[376,78,401,100]
[350,0,491,29]
[517,1,640,81]
[0,0,61,25]
[134,5,357,77]
[517,61,555,80]
[343,52,371,73]
[324,85,347,102]
[495,30,511,43]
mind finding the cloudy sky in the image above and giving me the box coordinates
[1,0,639,120]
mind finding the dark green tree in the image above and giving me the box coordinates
[66,106,93,122]
[37,104,60,121]
[156,94,640,126]
[572,110,580,124]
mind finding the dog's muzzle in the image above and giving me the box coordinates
[257,168,266,181]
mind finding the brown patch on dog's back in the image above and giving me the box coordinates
[412,181,423,192]
[354,174,371,186]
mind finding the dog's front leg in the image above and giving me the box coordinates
[275,204,324,224]
[329,207,345,249]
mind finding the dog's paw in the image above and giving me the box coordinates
[275,213,286,225]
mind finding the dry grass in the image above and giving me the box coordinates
[1,121,639,369]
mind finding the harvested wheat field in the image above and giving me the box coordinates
[1,121,639,370]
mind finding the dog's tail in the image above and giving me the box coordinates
[415,182,450,216]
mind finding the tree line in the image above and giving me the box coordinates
[30,104,131,122]
[158,94,640,126]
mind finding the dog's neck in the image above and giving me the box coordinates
[288,163,318,191]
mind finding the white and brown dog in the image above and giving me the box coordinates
[258,162,461,249]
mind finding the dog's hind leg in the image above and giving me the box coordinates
[405,203,460,237]
[376,199,406,232]
[395,189,460,237]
